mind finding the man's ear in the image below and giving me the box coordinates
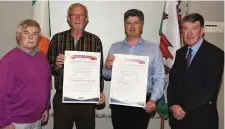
[66,17,71,28]
[37,34,42,46]
[201,27,205,36]
[84,19,89,29]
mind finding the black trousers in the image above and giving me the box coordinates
[169,103,218,129]
[111,105,152,129]
[53,91,95,129]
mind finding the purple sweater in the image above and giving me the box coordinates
[0,48,51,127]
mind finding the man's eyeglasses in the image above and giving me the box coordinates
[69,13,86,17]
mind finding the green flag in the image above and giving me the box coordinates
[156,96,169,119]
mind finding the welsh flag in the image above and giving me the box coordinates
[159,0,181,73]
[156,0,181,119]
[32,0,50,54]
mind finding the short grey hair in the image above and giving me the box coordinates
[67,3,89,20]
[16,19,41,43]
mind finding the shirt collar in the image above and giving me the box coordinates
[69,29,88,39]
[122,37,144,46]
[189,38,203,52]
[17,44,39,56]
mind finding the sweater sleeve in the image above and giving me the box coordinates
[0,59,14,127]
[46,73,52,110]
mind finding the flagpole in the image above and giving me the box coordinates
[160,117,165,129]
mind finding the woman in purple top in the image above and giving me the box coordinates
[0,19,51,129]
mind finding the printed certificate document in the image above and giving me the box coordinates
[109,54,149,107]
[63,51,100,103]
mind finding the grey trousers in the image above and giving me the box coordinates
[12,119,41,129]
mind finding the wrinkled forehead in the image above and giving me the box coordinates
[68,5,86,15]
[182,21,201,27]
[20,25,40,33]
[126,16,141,22]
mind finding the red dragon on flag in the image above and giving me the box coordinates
[159,0,182,74]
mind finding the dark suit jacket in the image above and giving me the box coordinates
[167,40,224,129]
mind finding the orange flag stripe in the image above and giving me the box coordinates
[38,35,50,54]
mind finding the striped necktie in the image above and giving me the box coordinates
[186,48,192,66]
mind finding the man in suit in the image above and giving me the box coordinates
[167,13,224,129]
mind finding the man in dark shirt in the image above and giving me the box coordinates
[47,3,105,129]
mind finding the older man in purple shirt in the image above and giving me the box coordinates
[0,19,51,129]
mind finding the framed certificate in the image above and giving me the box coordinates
[109,54,149,107]
[62,51,100,103]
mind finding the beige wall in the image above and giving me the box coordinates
[0,1,32,59]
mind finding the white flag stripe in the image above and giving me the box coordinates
[33,1,50,39]
[162,0,181,68]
